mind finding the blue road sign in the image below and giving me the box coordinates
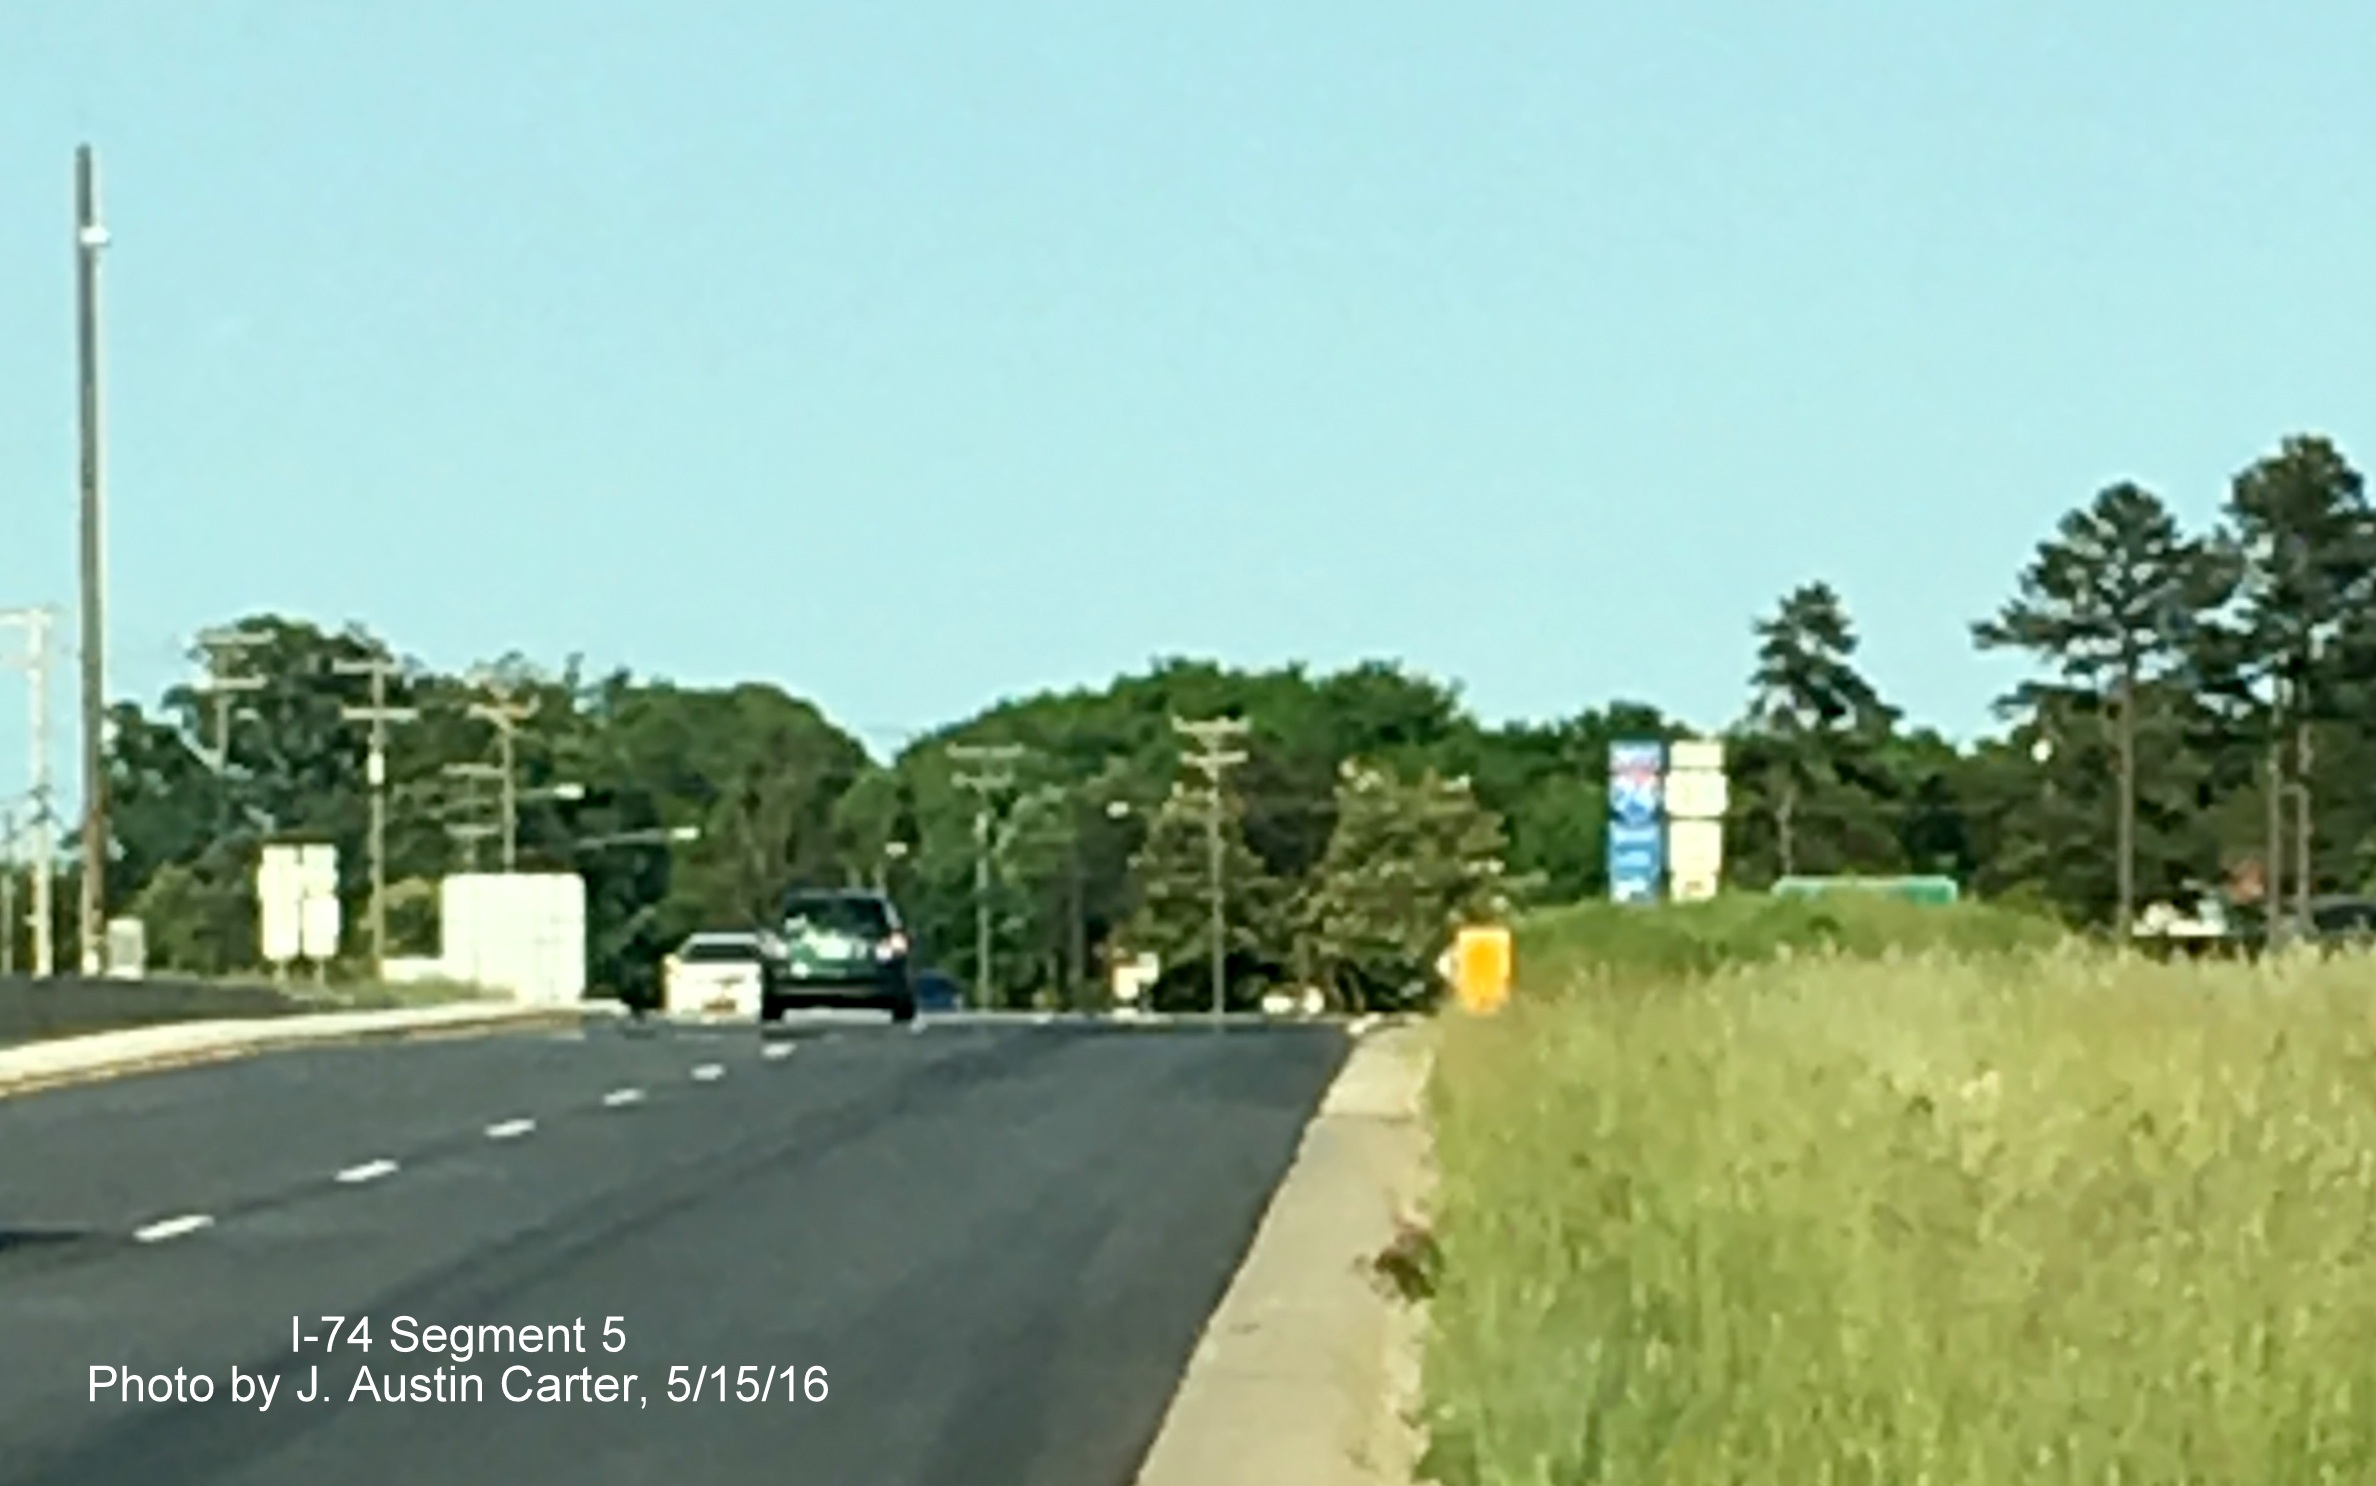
[1609,741,1664,773]
[1607,822,1664,903]
[1608,740,1665,833]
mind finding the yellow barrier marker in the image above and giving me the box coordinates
[1452,925,1512,1014]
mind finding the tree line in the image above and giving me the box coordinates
[0,430,2362,1006]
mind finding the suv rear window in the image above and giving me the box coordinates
[782,895,895,941]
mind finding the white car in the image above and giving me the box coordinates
[661,930,784,1019]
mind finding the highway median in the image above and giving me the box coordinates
[0,995,624,1100]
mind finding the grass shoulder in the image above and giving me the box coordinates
[1418,895,2376,1482]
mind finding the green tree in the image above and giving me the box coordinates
[2199,435,2376,923]
[1742,582,1898,876]
[1297,762,1511,1013]
[592,681,869,935]
[1973,482,2233,932]
[1121,783,1288,1012]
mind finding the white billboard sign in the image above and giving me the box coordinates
[1668,818,1725,876]
[258,843,340,966]
[1665,770,1728,820]
[257,845,304,965]
[1669,739,1726,774]
[300,891,342,963]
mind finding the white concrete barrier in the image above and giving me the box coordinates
[0,999,623,1099]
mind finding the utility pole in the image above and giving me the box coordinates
[1174,716,1249,1023]
[192,626,266,772]
[466,678,538,871]
[335,645,417,979]
[73,143,112,976]
[950,742,1024,1010]
[1069,828,1086,1012]
[1,805,15,976]
[2294,706,2316,929]
[0,606,58,977]
[442,763,502,871]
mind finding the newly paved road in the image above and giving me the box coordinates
[0,1015,1350,1485]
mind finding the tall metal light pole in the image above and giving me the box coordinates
[73,144,112,976]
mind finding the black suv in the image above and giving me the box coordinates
[765,889,917,1024]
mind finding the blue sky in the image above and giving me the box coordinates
[3,2,2373,776]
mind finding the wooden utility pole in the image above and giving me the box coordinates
[950,742,1025,1009]
[336,646,417,978]
[465,675,538,871]
[193,626,267,773]
[1174,716,1249,1022]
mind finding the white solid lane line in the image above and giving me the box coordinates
[133,1214,214,1243]
[691,1063,724,1082]
[335,1159,400,1184]
[486,1118,537,1139]
[602,1088,645,1107]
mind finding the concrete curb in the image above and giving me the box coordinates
[1133,1018,1437,1486]
[0,999,625,1100]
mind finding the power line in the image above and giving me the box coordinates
[1174,716,1250,1022]
[73,143,111,977]
[0,606,58,978]
[950,742,1027,1010]
[335,645,418,978]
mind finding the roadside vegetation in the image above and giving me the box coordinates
[1420,896,2376,1483]
[12,429,2373,1013]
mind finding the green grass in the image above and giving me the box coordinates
[1421,908,2376,1483]
[1515,891,2067,981]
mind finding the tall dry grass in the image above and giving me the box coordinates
[1422,917,2376,1484]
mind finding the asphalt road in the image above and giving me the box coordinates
[0,1014,1350,1485]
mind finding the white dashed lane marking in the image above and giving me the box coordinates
[762,1043,794,1061]
[691,1064,724,1082]
[602,1088,646,1108]
[486,1118,537,1140]
[335,1159,400,1185]
[133,1214,214,1243]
